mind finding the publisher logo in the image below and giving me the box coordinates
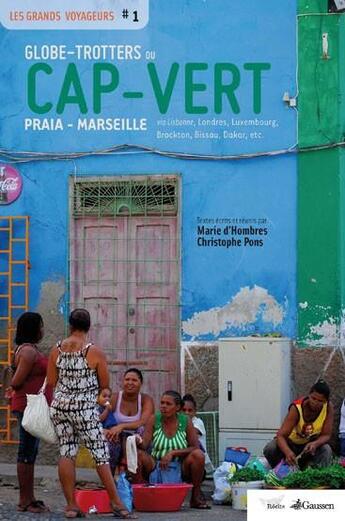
[290,498,335,511]
[0,164,23,205]
[248,490,343,521]
[290,498,303,510]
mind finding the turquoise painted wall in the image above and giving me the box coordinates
[0,1,297,341]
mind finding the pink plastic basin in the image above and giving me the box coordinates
[132,483,193,512]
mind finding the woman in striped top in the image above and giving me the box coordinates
[136,390,210,509]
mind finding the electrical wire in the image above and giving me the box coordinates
[1,139,345,164]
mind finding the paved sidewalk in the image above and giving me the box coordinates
[0,464,247,521]
[1,463,96,486]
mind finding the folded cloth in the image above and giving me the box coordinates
[126,435,138,473]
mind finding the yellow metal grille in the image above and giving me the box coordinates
[0,215,29,443]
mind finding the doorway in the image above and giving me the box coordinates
[69,175,180,403]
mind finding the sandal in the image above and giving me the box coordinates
[33,500,50,511]
[17,500,50,513]
[112,506,138,519]
[190,500,211,509]
[64,507,85,518]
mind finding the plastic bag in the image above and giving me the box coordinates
[212,461,236,505]
[247,457,269,474]
[22,386,57,444]
[149,461,182,484]
[274,459,296,479]
[117,472,133,512]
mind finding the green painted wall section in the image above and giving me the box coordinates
[298,0,345,345]
[298,149,340,344]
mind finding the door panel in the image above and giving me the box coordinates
[128,217,178,398]
[71,210,179,405]
[135,297,173,349]
[142,370,178,403]
[135,224,172,285]
[134,297,177,376]
[73,218,128,357]
[83,226,119,285]
[85,297,126,361]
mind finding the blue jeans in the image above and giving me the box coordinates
[13,411,40,464]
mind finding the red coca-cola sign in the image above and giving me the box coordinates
[0,164,22,205]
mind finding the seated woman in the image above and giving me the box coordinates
[106,368,154,468]
[263,379,334,469]
[136,390,211,510]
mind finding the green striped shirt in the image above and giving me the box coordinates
[151,412,188,459]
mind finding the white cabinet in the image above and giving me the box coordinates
[218,337,291,459]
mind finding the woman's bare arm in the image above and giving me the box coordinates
[47,346,59,387]
[11,347,36,389]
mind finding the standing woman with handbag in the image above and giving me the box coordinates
[10,311,51,513]
[47,308,136,519]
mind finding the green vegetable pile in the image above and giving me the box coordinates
[228,467,266,483]
[265,471,284,488]
[264,464,345,489]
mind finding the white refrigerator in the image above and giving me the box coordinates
[218,337,291,461]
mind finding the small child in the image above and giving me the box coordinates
[98,388,120,474]
[98,387,117,429]
[339,398,345,458]
[182,393,214,475]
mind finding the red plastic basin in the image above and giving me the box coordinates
[75,489,112,514]
[132,483,193,512]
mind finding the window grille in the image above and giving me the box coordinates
[73,177,178,216]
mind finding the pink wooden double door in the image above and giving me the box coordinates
[70,214,179,405]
